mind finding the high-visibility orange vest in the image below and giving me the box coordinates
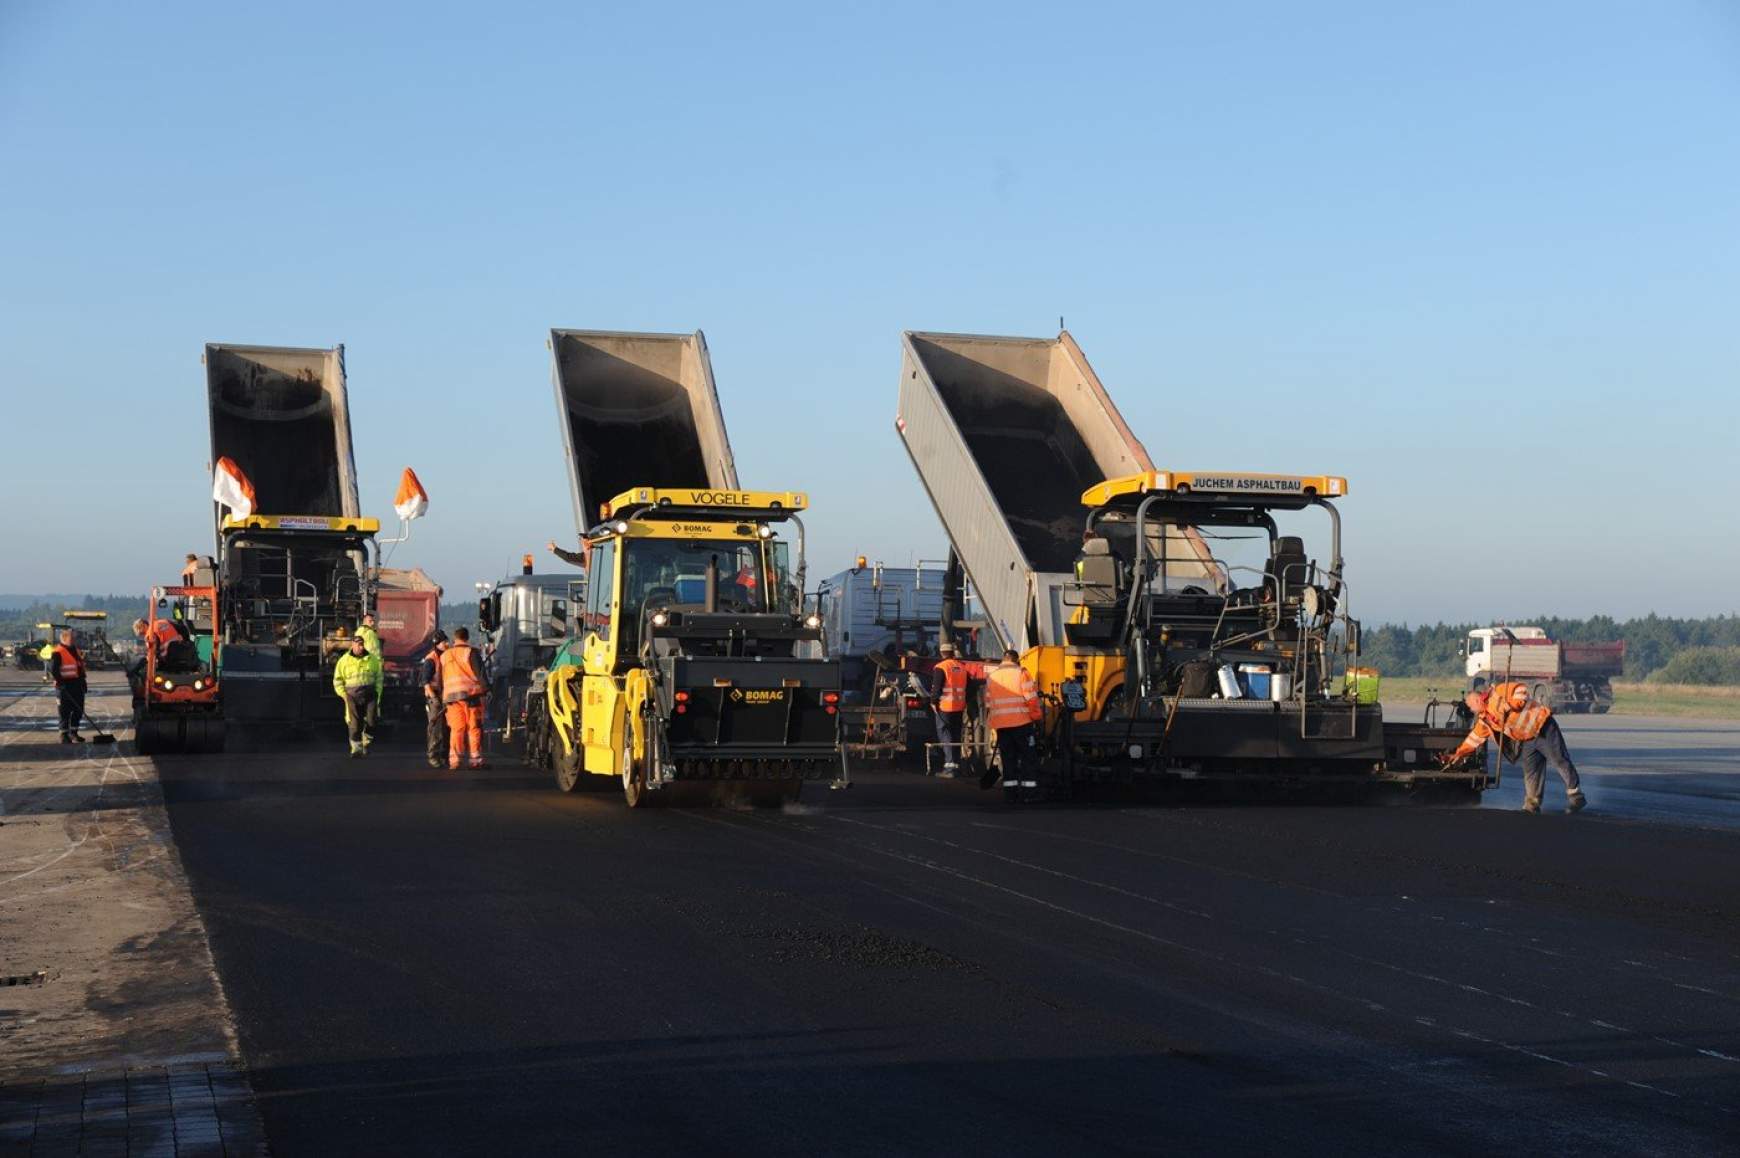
[1488,681,1530,711]
[50,644,85,682]
[439,644,485,703]
[1455,685,1554,757]
[985,662,1041,731]
[935,658,968,713]
[144,620,180,655]
[1500,703,1551,742]
[1483,682,1549,741]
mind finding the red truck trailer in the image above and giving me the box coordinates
[374,567,441,722]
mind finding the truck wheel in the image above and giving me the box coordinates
[621,725,650,808]
[554,742,583,793]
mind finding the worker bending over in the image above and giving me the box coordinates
[127,616,182,702]
[48,629,87,743]
[1446,682,1587,813]
[439,626,489,770]
[930,643,970,777]
[133,616,181,660]
[984,648,1042,791]
[332,633,384,757]
[420,630,450,768]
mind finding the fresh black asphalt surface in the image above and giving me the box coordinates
[153,713,1740,1156]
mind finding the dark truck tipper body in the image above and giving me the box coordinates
[894,330,1488,800]
[524,329,843,806]
[204,343,377,727]
[1465,627,1625,713]
[373,566,441,721]
[551,328,739,531]
[896,331,1213,653]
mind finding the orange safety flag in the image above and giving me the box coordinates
[393,467,430,521]
[212,457,257,520]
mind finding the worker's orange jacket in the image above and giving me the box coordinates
[934,658,969,713]
[1451,682,1552,759]
[50,644,85,683]
[985,662,1042,731]
[143,620,180,656]
[439,644,486,703]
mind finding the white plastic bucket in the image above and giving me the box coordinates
[1216,664,1242,699]
[1270,672,1293,701]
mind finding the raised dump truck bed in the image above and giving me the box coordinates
[203,343,358,538]
[202,342,372,729]
[550,329,738,536]
[896,330,1208,651]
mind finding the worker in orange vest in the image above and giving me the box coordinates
[929,642,971,777]
[48,629,88,744]
[439,626,490,770]
[128,616,183,704]
[983,648,1043,791]
[133,616,181,660]
[1445,681,1586,813]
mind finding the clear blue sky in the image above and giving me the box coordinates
[3,0,1737,624]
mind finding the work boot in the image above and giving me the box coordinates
[349,742,363,758]
[1566,790,1587,814]
[1521,797,1541,814]
[470,759,488,770]
[447,761,460,771]
[936,765,957,780]
[60,732,72,744]
[427,757,443,769]
[71,732,84,743]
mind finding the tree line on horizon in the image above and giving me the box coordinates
[1354,615,1740,684]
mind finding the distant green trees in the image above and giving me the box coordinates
[1357,615,1740,682]
[1647,646,1740,686]
[0,595,143,641]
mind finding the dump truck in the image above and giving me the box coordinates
[204,343,378,728]
[522,329,844,805]
[896,331,1492,798]
[815,561,950,759]
[477,560,585,737]
[815,561,946,693]
[373,566,442,722]
[1464,626,1624,713]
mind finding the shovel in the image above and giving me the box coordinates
[80,709,117,745]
